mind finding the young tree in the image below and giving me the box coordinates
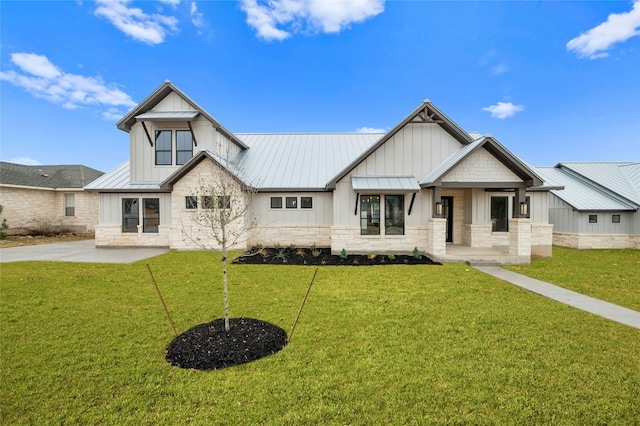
[180,155,258,332]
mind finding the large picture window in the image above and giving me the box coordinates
[176,130,193,165]
[385,195,404,235]
[122,198,139,233]
[360,195,380,235]
[155,130,172,165]
[143,198,160,233]
[491,196,509,232]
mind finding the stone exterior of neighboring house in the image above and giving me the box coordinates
[0,162,103,235]
[85,81,559,264]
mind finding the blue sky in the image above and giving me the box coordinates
[1,0,639,173]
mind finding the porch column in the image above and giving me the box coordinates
[508,218,531,258]
[426,218,447,257]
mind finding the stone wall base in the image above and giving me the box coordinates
[250,225,332,249]
[330,226,429,255]
[553,232,640,249]
[95,224,170,247]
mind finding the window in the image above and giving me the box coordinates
[286,197,297,209]
[176,130,193,165]
[491,196,509,232]
[301,197,313,209]
[612,214,621,224]
[360,195,380,235]
[217,195,231,209]
[155,130,172,165]
[64,194,75,217]
[185,196,198,209]
[385,195,404,235]
[589,214,598,224]
[512,196,531,218]
[202,196,214,210]
[143,198,160,233]
[271,197,282,209]
[122,198,139,233]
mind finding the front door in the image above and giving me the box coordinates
[442,196,453,243]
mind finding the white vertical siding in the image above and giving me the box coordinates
[99,192,171,225]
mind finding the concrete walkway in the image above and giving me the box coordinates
[0,240,169,264]
[474,266,640,330]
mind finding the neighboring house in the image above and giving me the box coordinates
[85,81,558,264]
[535,162,640,249]
[0,162,104,234]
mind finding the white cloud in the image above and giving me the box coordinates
[240,0,385,41]
[0,52,136,119]
[356,126,387,133]
[491,63,509,76]
[482,102,524,119]
[190,2,206,30]
[6,157,42,166]
[94,0,179,45]
[567,1,640,59]
[159,0,181,7]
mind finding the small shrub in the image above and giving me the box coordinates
[275,248,288,262]
[387,254,396,261]
[0,204,7,240]
[368,253,377,260]
[296,248,306,257]
[352,259,359,265]
[340,248,347,259]
[289,243,296,251]
[274,243,281,250]
[310,242,317,251]
[311,248,321,258]
[412,247,422,260]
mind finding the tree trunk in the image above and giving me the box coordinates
[222,239,230,332]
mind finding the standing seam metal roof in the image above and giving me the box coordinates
[557,162,640,206]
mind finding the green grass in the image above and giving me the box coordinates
[507,246,640,312]
[2,252,639,424]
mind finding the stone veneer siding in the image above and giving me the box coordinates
[553,232,640,249]
[251,225,331,248]
[95,224,170,247]
[0,186,99,234]
[330,226,428,255]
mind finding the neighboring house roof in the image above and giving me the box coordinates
[117,80,248,150]
[557,162,640,206]
[0,162,103,189]
[535,164,638,211]
[84,161,165,192]
[419,136,544,188]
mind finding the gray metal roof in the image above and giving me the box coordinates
[535,166,636,211]
[1,161,103,189]
[558,162,640,206]
[135,111,199,121]
[235,133,382,190]
[351,175,420,192]
[83,161,164,192]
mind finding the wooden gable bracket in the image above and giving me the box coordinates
[187,121,198,146]
[354,193,360,215]
[408,192,416,215]
[141,121,153,147]
[415,107,444,124]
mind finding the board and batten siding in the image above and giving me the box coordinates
[549,194,633,234]
[129,92,242,183]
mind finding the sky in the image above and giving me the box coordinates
[1,0,639,174]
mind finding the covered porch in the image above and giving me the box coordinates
[432,244,529,266]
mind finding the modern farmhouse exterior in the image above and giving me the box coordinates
[536,162,640,249]
[86,81,558,263]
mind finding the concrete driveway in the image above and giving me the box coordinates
[0,240,170,264]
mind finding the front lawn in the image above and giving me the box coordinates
[1,252,639,424]
[507,246,640,312]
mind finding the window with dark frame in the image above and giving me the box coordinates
[360,195,380,235]
[301,197,313,209]
[385,195,405,235]
[202,196,214,210]
[64,194,75,217]
[155,130,172,165]
[217,195,231,209]
[491,196,509,232]
[122,198,139,233]
[286,197,297,209]
[143,198,160,233]
[589,214,598,224]
[176,130,193,165]
[271,197,282,209]
[612,214,621,224]
[185,196,198,209]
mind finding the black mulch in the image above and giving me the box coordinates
[166,318,288,370]
[234,247,440,266]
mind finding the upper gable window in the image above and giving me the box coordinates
[155,130,172,165]
[176,130,193,165]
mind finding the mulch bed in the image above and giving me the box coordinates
[166,318,287,370]
[234,247,440,266]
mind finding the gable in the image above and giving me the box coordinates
[442,147,521,183]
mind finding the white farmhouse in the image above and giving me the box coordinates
[86,81,559,264]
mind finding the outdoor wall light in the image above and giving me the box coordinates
[519,201,528,217]
[436,201,443,216]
